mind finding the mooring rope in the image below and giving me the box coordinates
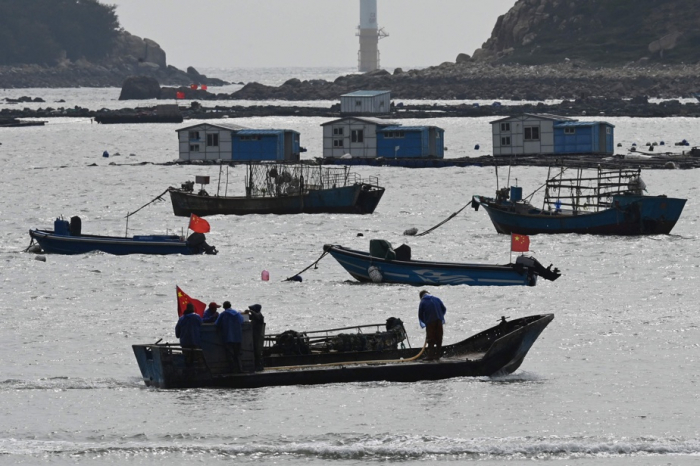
[408,200,473,237]
[283,251,329,281]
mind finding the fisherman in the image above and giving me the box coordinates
[215,301,245,373]
[175,303,203,366]
[202,302,221,323]
[418,290,447,361]
[244,304,265,371]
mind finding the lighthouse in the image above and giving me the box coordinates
[357,0,388,72]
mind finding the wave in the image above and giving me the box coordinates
[0,377,143,391]
[0,434,698,461]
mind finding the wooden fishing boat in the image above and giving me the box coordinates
[132,313,554,389]
[473,167,686,235]
[168,163,385,217]
[28,217,216,255]
[323,242,561,286]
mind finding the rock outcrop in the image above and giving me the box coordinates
[473,0,700,65]
[119,76,162,100]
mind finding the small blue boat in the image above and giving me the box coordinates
[29,217,217,255]
[473,167,686,235]
[323,242,560,287]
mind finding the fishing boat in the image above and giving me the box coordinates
[322,241,561,286]
[473,167,686,235]
[28,216,217,255]
[132,313,554,389]
[167,163,385,217]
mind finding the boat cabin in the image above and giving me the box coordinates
[177,123,301,162]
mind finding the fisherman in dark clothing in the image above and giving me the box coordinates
[202,302,221,323]
[244,304,265,371]
[418,290,447,361]
[175,303,203,366]
[215,301,245,373]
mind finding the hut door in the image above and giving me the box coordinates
[599,126,606,154]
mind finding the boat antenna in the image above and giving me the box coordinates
[123,188,170,237]
[495,164,499,192]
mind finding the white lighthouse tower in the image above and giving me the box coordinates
[357,0,388,72]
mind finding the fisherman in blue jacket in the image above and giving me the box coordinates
[202,302,221,323]
[216,301,245,372]
[418,290,447,360]
[175,303,203,366]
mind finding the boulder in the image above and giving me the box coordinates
[119,76,162,100]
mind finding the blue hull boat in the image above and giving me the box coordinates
[473,167,687,235]
[29,217,216,255]
[323,244,560,287]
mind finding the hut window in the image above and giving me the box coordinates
[500,123,510,132]
[351,130,364,143]
[190,144,200,152]
[524,126,540,141]
[501,136,511,146]
[356,100,362,106]
[384,132,393,139]
[397,131,405,138]
[189,131,200,140]
[333,139,344,147]
[564,128,576,134]
[207,133,219,147]
[333,127,344,136]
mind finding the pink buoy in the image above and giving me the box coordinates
[261,270,270,281]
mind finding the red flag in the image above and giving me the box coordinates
[176,91,185,99]
[511,233,530,252]
[176,285,206,317]
[190,84,198,90]
[188,214,210,233]
[201,84,208,91]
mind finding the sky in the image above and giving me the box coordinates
[107,0,518,69]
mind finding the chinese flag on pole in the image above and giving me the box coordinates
[511,233,530,252]
[175,91,185,99]
[176,285,206,317]
[188,214,210,233]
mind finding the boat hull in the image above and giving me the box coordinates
[132,314,554,389]
[29,230,196,255]
[477,195,686,235]
[169,184,384,217]
[323,244,547,286]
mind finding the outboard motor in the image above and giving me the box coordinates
[54,218,70,236]
[186,232,217,255]
[181,181,195,192]
[69,216,81,236]
[515,255,561,282]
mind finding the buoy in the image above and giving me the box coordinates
[102,150,109,158]
[261,270,269,281]
[403,227,418,236]
[357,233,364,237]
[368,266,383,283]
[35,255,46,262]
[290,275,303,282]
[474,144,480,150]
[660,141,665,146]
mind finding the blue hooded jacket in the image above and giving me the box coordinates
[202,307,220,323]
[418,294,447,329]
[216,308,244,343]
[175,312,203,347]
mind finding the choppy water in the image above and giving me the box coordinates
[0,68,698,465]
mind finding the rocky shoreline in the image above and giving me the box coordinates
[3,95,700,121]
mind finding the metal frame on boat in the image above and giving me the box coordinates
[473,166,686,235]
[168,163,385,217]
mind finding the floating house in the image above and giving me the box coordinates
[341,90,391,116]
[491,114,614,156]
[321,117,444,159]
[177,123,301,162]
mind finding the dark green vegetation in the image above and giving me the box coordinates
[0,0,119,65]
[491,0,700,65]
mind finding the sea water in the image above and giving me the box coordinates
[0,67,698,465]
